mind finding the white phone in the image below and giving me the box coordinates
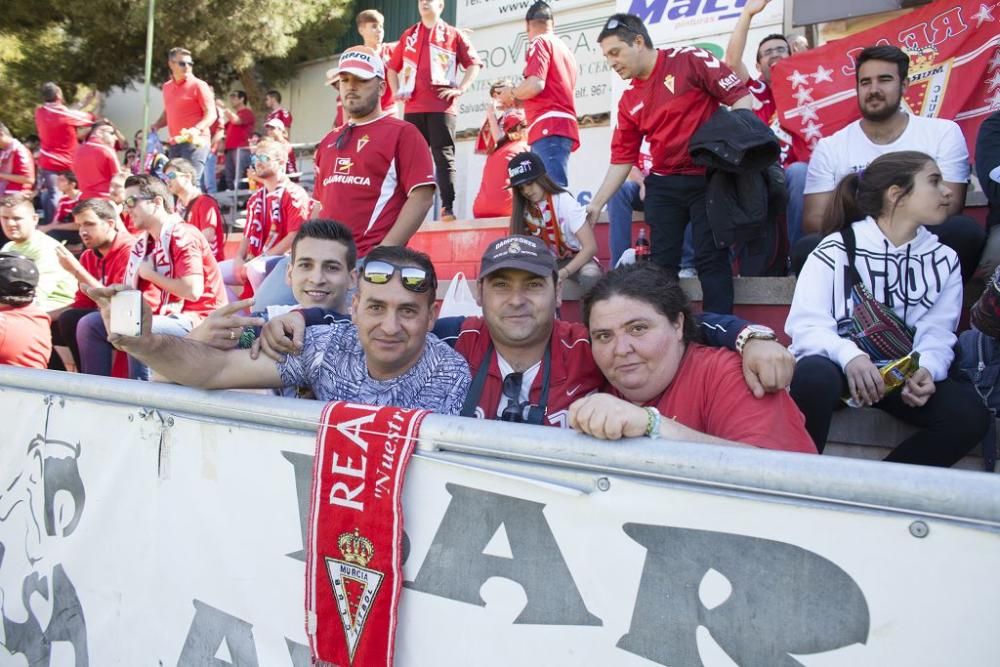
[110,290,143,337]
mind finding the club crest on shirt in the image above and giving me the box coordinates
[356,135,370,152]
[326,529,385,663]
[663,75,675,93]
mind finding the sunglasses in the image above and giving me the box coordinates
[605,18,643,38]
[500,372,546,423]
[124,195,154,208]
[249,154,272,166]
[164,171,179,180]
[362,260,435,293]
[334,123,355,150]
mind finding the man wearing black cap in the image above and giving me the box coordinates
[498,1,579,188]
[0,252,52,369]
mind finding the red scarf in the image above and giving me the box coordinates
[523,193,572,259]
[306,401,427,667]
[244,183,286,257]
[396,20,460,98]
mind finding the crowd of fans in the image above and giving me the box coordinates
[1,0,999,471]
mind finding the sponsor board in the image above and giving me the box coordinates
[629,0,783,45]
[458,0,599,29]
[2,375,999,665]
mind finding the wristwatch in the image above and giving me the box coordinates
[735,324,777,355]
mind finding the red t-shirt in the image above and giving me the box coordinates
[224,107,257,150]
[523,33,579,150]
[71,230,161,310]
[181,194,226,262]
[313,115,435,256]
[149,221,226,322]
[611,48,750,175]
[162,75,215,143]
[266,107,293,131]
[0,139,36,194]
[473,139,528,218]
[54,192,80,223]
[747,78,799,167]
[453,318,604,428]
[35,103,94,171]
[243,181,310,258]
[627,344,816,453]
[0,304,52,369]
[72,139,120,200]
[378,43,397,113]
[387,23,480,115]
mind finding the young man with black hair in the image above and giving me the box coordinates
[164,157,226,262]
[586,13,754,314]
[34,82,97,223]
[264,89,293,133]
[218,90,256,191]
[800,44,983,281]
[72,120,120,201]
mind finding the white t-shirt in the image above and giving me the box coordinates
[804,114,970,195]
[528,191,587,253]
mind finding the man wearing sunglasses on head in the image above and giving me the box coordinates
[150,47,217,183]
[264,236,795,427]
[218,138,310,302]
[89,246,471,413]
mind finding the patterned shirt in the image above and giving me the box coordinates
[277,323,471,413]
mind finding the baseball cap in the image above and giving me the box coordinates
[506,151,546,188]
[325,67,340,87]
[479,235,556,279]
[337,46,385,80]
[264,118,285,131]
[0,252,39,297]
[525,0,553,21]
[502,110,527,133]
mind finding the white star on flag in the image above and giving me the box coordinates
[799,104,819,122]
[990,49,1000,71]
[989,89,1000,110]
[803,121,824,141]
[989,69,1000,91]
[811,65,834,84]
[793,87,815,105]
[787,70,810,88]
[973,2,995,27]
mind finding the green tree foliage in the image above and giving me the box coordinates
[0,0,356,136]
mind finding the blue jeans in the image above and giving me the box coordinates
[609,180,695,269]
[784,161,807,247]
[128,315,194,380]
[644,173,732,314]
[530,136,573,188]
[39,169,60,224]
[168,143,210,184]
[201,151,218,194]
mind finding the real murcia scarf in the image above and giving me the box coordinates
[396,21,459,99]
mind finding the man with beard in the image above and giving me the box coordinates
[800,45,982,280]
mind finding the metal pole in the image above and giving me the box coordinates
[139,0,156,173]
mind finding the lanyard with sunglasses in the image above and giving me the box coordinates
[460,342,551,425]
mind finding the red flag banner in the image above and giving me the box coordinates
[306,401,427,667]
[772,0,1000,162]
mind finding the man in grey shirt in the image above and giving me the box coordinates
[92,245,471,414]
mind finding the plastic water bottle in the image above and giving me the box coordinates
[634,228,651,262]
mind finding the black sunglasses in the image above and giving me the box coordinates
[334,123,355,150]
[362,260,435,293]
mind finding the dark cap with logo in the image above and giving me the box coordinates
[0,252,39,297]
[525,0,553,21]
[480,235,556,279]
[506,151,547,188]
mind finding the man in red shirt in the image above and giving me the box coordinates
[264,90,293,133]
[0,123,36,198]
[164,157,226,262]
[72,121,121,201]
[0,252,51,369]
[218,90,256,191]
[357,9,398,117]
[586,14,753,314]
[39,170,82,247]
[313,47,436,257]
[498,1,579,187]
[151,47,217,184]
[222,137,310,301]
[387,0,481,221]
[34,82,96,223]
[51,198,158,372]
[724,0,808,246]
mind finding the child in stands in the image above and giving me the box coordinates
[786,151,989,465]
[508,151,601,293]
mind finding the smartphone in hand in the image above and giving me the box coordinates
[110,290,143,337]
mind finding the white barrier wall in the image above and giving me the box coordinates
[2,367,1000,666]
